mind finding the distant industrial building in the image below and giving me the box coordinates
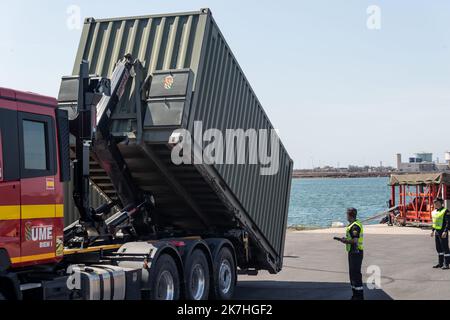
[446,151,450,164]
[396,152,450,172]
[409,152,433,163]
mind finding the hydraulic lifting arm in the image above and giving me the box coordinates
[59,55,154,248]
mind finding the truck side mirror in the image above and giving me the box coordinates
[56,109,71,182]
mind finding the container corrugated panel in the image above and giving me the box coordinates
[72,10,207,134]
[71,8,293,271]
[191,14,293,261]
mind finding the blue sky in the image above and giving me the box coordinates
[1,1,450,169]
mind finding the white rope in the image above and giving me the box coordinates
[360,206,399,224]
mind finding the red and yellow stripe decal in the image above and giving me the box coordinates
[10,252,56,264]
[0,204,64,220]
[10,245,123,263]
[0,206,20,220]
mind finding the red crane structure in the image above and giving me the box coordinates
[389,173,450,226]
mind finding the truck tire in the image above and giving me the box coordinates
[211,247,236,300]
[184,249,210,300]
[148,254,180,300]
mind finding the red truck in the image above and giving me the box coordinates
[0,88,65,269]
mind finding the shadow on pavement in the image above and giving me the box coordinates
[234,281,392,300]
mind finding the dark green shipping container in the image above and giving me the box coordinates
[70,8,293,272]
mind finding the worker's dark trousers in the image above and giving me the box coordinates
[348,252,364,299]
[435,232,450,266]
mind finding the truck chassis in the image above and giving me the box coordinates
[0,57,247,300]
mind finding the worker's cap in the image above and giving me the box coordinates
[347,207,358,218]
[434,198,444,203]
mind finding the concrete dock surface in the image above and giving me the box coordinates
[235,224,450,300]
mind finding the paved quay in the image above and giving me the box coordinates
[235,225,450,300]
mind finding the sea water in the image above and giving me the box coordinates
[288,177,390,228]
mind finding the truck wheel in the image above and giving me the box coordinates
[211,247,236,300]
[148,254,180,300]
[184,249,210,300]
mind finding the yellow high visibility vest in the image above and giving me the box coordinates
[432,208,447,231]
[346,220,364,252]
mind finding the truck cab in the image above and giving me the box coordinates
[0,87,65,270]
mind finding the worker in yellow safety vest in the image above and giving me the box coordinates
[335,208,364,300]
[431,198,450,270]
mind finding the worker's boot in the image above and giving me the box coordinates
[433,254,444,268]
[350,287,364,300]
[353,288,364,300]
[442,255,450,270]
[356,291,365,300]
[350,288,356,300]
